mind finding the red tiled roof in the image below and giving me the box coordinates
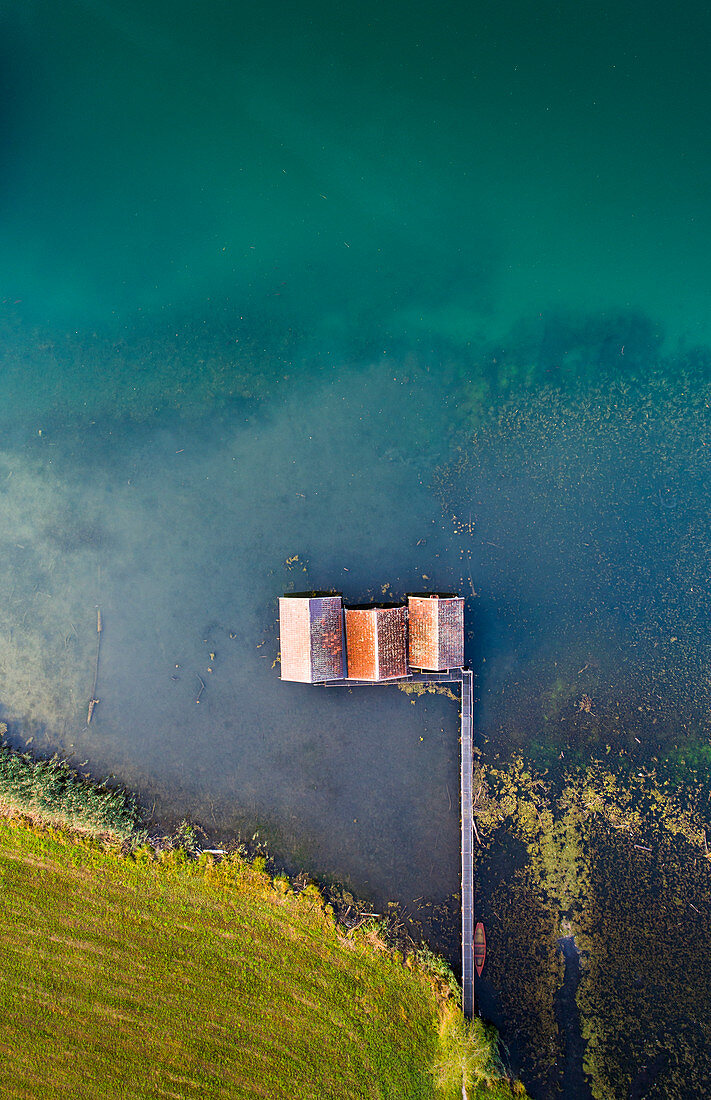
[279,596,344,682]
[279,597,312,682]
[310,597,345,681]
[407,596,439,670]
[407,595,464,670]
[345,607,407,681]
[377,607,408,680]
[437,597,465,668]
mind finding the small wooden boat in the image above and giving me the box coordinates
[474,922,486,977]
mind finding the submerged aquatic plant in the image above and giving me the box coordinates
[474,751,711,1097]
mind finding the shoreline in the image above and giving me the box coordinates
[0,754,528,1099]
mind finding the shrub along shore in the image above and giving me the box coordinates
[0,723,139,841]
[0,736,526,1099]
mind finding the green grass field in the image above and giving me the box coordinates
[0,821,446,1099]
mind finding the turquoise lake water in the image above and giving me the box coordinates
[1,2,710,1095]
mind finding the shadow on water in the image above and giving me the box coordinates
[554,936,591,1100]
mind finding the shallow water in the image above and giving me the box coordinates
[2,2,711,1095]
[0,361,466,937]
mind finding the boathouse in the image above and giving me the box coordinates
[278,588,476,1018]
[279,592,466,682]
[407,595,465,671]
[344,606,408,681]
[278,595,345,683]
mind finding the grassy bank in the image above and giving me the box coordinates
[0,819,436,1098]
[0,734,528,1098]
[0,817,524,1099]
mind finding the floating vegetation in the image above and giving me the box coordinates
[436,365,711,737]
[431,342,711,1091]
[473,752,711,1097]
[578,825,711,1099]
[475,753,711,858]
[398,681,459,702]
[482,856,561,1096]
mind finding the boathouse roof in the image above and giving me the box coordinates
[407,594,464,671]
[344,606,408,681]
[279,595,345,683]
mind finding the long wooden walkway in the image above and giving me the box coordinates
[323,667,475,1019]
[459,669,474,1019]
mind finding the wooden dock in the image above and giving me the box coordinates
[323,666,475,1019]
[460,668,474,1019]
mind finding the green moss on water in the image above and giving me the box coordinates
[662,740,711,789]
[435,357,711,1093]
[473,752,711,1097]
[578,825,711,1099]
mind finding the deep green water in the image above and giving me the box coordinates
[1,2,710,1096]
